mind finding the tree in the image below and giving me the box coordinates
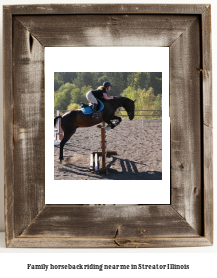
[54,83,75,110]
[80,85,92,103]
[67,103,80,111]
[154,94,162,110]
[121,86,162,119]
[97,75,108,87]
[54,72,77,84]
[54,91,71,110]
[150,73,162,95]
[53,72,162,110]
[54,77,63,91]
[74,72,94,88]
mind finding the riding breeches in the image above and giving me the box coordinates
[86,91,98,104]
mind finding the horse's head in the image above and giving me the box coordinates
[124,98,136,120]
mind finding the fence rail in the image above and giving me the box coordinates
[116,109,162,118]
[54,109,162,120]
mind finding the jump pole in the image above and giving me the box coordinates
[54,110,62,145]
[54,110,70,146]
[90,122,117,175]
[101,121,106,169]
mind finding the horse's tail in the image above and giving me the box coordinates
[54,115,62,127]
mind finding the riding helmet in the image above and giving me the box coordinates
[103,81,112,87]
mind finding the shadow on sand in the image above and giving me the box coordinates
[56,156,162,180]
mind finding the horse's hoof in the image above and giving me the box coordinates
[114,121,120,127]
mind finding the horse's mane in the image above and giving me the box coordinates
[100,96,129,103]
[103,96,132,106]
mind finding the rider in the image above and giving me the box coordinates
[86,81,114,118]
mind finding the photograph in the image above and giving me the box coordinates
[53,72,162,180]
[45,47,170,205]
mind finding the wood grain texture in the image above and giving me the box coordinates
[20,205,199,238]
[12,17,45,237]
[3,4,213,248]
[170,17,202,235]
[203,126,213,243]
[202,6,212,129]
[16,15,197,47]
[201,6,213,244]
[4,4,207,15]
[3,7,14,247]
[8,236,212,248]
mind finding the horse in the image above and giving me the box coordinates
[54,96,136,161]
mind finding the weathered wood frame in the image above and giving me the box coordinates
[3,4,213,248]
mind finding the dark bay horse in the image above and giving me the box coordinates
[54,96,135,161]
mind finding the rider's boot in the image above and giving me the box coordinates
[92,103,99,118]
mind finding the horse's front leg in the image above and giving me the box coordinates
[107,116,122,129]
[111,116,122,126]
[104,117,122,129]
[102,112,122,129]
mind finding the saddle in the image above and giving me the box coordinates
[80,99,104,115]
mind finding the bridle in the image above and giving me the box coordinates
[112,97,134,117]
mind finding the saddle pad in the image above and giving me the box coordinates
[80,99,104,114]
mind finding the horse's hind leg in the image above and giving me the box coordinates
[59,129,76,161]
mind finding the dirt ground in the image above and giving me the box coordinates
[54,120,162,180]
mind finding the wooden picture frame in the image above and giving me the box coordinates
[3,4,213,248]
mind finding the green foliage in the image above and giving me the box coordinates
[55,83,93,110]
[154,94,162,110]
[54,83,74,110]
[80,85,92,102]
[54,91,71,111]
[122,86,156,110]
[121,86,138,100]
[54,77,63,91]
[97,75,108,87]
[55,72,77,84]
[71,85,93,104]
[67,103,80,111]
[54,72,162,116]
[57,82,75,93]
[74,72,95,88]
[70,87,81,103]
[133,73,151,90]
[54,72,162,94]
[121,86,162,119]
[150,73,162,95]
